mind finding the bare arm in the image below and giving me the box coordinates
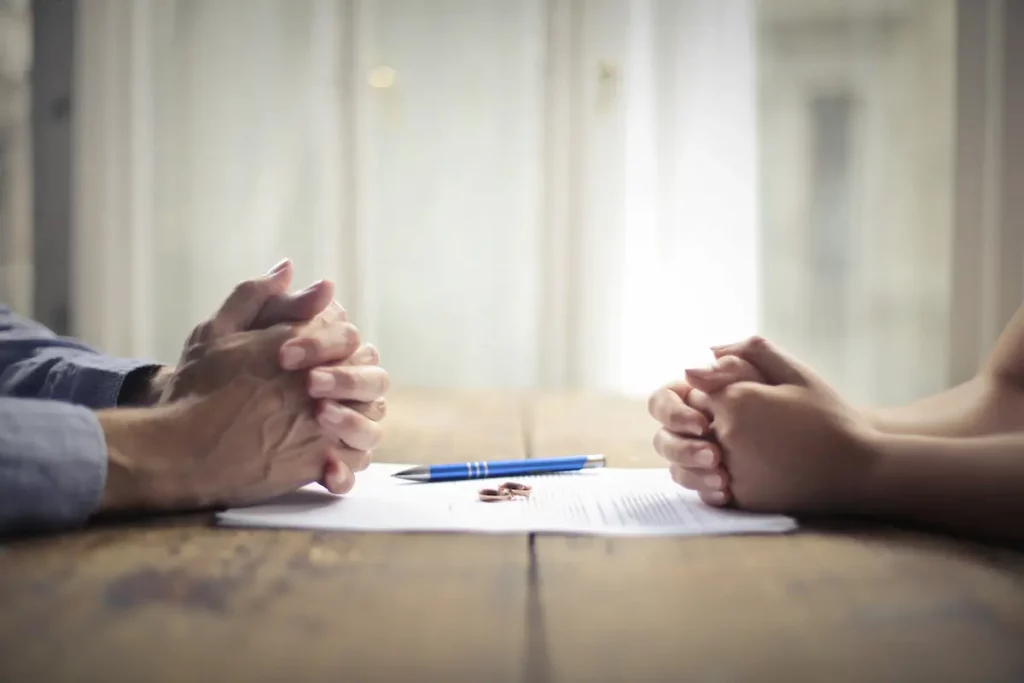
[863,376,1024,436]
[861,430,1024,542]
[853,307,1024,540]
[864,305,1024,437]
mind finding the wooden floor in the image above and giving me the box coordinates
[2,390,1024,682]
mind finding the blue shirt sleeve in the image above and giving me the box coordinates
[0,398,108,533]
[0,305,165,533]
[0,305,160,408]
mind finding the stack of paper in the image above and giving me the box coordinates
[217,463,797,537]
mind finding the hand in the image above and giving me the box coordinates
[164,260,389,489]
[648,354,766,505]
[655,337,878,514]
[99,325,365,512]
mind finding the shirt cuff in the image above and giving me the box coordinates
[49,353,163,409]
[0,398,107,534]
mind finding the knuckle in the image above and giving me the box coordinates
[648,388,680,425]
[715,419,736,443]
[322,305,346,324]
[653,429,683,462]
[684,388,711,414]
[335,406,362,432]
[715,355,747,373]
[722,383,757,409]
[337,448,371,474]
[376,368,391,395]
[354,450,373,472]
[340,322,361,344]
[190,320,215,345]
[268,322,298,345]
[647,389,671,421]
[653,429,666,455]
[333,368,358,392]
[668,409,700,434]
[233,279,262,300]
[744,335,771,354]
[647,390,662,418]
[362,422,383,450]
[204,318,232,341]
[371,397,388,419]
[363,344,380,365]
[677,468,700,490]
[332,409,381,450]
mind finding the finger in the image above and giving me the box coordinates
[699,490,730,507]
[647,385,709,436]
[210,261,294,335]
[319,455,355,494]
[711,336,814,387]
[653,429,719,467]
[317,402,383,451]
[686,388,713,416]
[309,365,390,402]
[253,279,337,329]
[280,320,361,370]
[343,344,380,367]
[333,397,387,422]
[685,355,767,393]
[669,464,730,493]
[339,447,373,474]
[705,381,772,420]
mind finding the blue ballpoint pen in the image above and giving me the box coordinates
[392,455,607,482]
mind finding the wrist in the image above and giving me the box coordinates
[856,404,900,434]
[826,418,884,514]
[118,365,176,406]
[96,403,188,513]
[849,428,915,517]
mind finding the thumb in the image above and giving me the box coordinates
[685,354,767,393]
[252,279,338,329]
[210,259,295,335]
[710,336,815,387]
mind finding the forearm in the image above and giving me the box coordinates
[859,431,1024,542]
[862,375,1024,437]
[95,405,180,513]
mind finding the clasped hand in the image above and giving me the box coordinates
[100,259,389,513]
[648,337,878,514]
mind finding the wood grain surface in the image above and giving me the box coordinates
[2,390,1024,683]
[0,391,530,683]
[528,392,1024,683]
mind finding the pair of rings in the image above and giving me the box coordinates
[478,482,532,502]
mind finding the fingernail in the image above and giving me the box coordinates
[704,474,722,488]
[310,370,334,395]
[266,258,290,275]
[280,344,306,369]
[695,449,715,467]
[706,491,727,505]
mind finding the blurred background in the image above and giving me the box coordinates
[1,0,1021,407]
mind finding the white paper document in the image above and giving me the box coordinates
[217,463,798,537]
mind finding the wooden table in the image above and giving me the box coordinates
[3,390,1024,682]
